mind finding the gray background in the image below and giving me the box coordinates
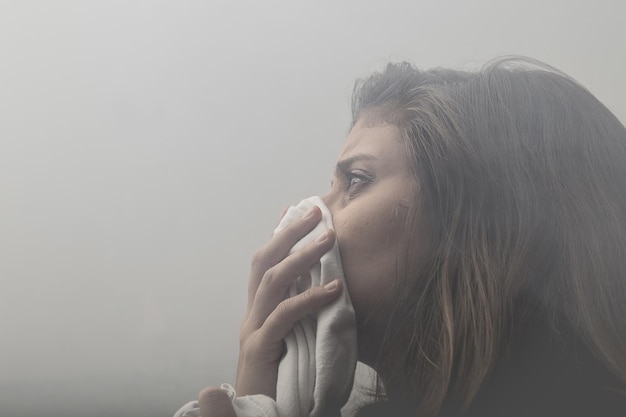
[1,1,625,416]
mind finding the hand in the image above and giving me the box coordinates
[198,387,236,417]
[235,205,342,398]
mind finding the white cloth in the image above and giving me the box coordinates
[175,196,357,417]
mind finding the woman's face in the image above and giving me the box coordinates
[322,117,417,363]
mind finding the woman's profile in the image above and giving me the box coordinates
[184,57,626,417]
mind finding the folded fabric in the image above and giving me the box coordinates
[174,196,357,417]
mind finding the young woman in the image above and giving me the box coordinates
[198,58,626,416]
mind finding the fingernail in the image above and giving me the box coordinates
[304,206,318,220]
[324,279,339,290]
[315,230,328,243]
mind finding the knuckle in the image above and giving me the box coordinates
[277,288,317,316]
[281,219,309,241]
[274,288,323,319]
[298,241,325,262]
[240,318,247,332]
[301,288,317,305]
[260,267,278,287]
[307,287,329,307]
[250,247,267,270]
[240,326,264,351]
[241,333,266,360]
[239,328,250,346]
[275,298,293,317]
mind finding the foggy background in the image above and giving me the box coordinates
[1,1,624,416]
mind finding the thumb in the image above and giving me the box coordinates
[198,387,237,417]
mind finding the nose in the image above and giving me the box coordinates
[321,190,337,216]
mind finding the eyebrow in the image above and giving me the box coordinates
[335,153,377,173]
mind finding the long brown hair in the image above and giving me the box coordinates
[351,58,626,416]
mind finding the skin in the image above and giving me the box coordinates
[199,119,416,416]
[322,118,416,365]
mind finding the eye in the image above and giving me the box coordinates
[331,166,373,198]
[346,171,370,196]
[349,175,363,188]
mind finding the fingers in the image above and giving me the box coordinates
[261,279,342,341]
[248,228,336,328]
[247,206,322,311]
[198,387,236,417]
[236,280,342,397]
[233,205,342,401]
[276,206,289,226]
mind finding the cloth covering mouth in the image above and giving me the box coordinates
[174,196,357,417]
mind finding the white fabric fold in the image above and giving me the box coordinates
[174,196,357,417]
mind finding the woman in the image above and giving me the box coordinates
[198,58,626,416]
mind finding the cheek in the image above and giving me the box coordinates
[333,210,408,320]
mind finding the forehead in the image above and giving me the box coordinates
[340,118,407,166]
